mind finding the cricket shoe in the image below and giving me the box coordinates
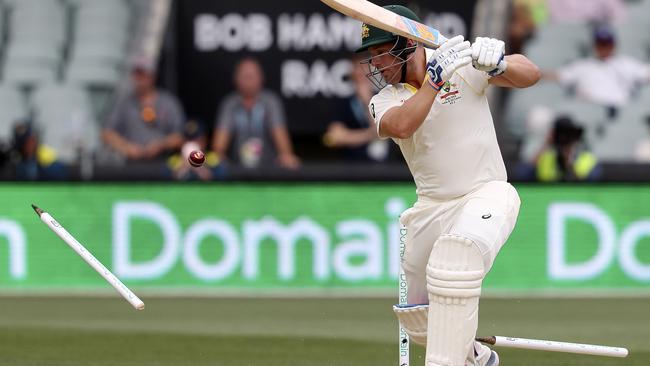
[486,350,499,366]
[474,342,499,366]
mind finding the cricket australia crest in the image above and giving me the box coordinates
[440,81,462,105]
[361,24,370,39]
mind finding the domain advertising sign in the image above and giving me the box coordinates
[1,184,649,294]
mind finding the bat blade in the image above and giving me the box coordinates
[321,0,448,48]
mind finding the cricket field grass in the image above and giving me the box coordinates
[0,296,647,365]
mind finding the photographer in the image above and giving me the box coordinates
[535,116,601,182]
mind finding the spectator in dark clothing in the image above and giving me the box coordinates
[11,120,68,180]
[323,58,389,162]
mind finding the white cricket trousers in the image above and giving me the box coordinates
[399,180,521,305]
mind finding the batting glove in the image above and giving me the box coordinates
[471,37,508,76]
[426,35,473,91]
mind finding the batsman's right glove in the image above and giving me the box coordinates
[426,35,473,91]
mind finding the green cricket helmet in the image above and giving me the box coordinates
[356,5,422,53]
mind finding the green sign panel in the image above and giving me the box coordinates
[0,184,649,291]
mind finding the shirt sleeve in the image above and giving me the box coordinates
[556,61,582,87]
[369,87,403,140]
[620,57,650,83]
[265,91,287,128]
[215,95,235,132]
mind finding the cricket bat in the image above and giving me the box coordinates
[320,0,448,48]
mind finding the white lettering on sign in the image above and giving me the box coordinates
[183,219,240,281]
[111,198,407,282]
[333,220,382,281]
[548,202,650,282]
[192,11,469,52]
[277,13,360,51]
[0,219,26,279]
[242,217,330,281]
[113,202,181,280]
[194,13,273,52]
[548,203,616,280]
[281,59,354,98]
[618,222,650,281]
[193,12,360,52]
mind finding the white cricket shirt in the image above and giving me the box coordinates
[370,48,507,200]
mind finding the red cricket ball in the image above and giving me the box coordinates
[188,150,206,167]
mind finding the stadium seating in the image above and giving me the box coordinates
[0,85,28,143]
[552,99,610,145]
[615,20,650,61]
[67,40,124,88]
[8,1,67,50]
[592,101,650,161]
[3,0,61,7]
[523,21,590,69]
[522,40,580,70]
[504,81,568,138]
[72,1,131,47]
[2,1,65,86]
[31,83,98,164]
[4,42,61,68]
[0,5,4,49]
[67,0,131,88]
[66,61,121,87]
[2,63,58,87]
[1,0,132,86]
[638,86,650,105]
[0,0,138,162]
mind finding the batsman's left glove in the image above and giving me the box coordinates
[471,37,508,76]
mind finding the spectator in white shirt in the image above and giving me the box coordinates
[545,24,650,108]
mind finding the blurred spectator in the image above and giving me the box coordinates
[534,116,601,182]
[102,56,185,161]
[323,58,389,162]
[10,120,68,180]
[167,119,225,181]
[211,57,300,169]
[546,0,626,24]
[544,24,650,109]
[508,0,543,54]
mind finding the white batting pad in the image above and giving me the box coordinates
[393,304,428,346]
[426,234,485,366]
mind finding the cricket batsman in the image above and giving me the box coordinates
[356,5,540,366]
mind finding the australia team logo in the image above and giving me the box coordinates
[440,81,462,105]
[361,24,370,39]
